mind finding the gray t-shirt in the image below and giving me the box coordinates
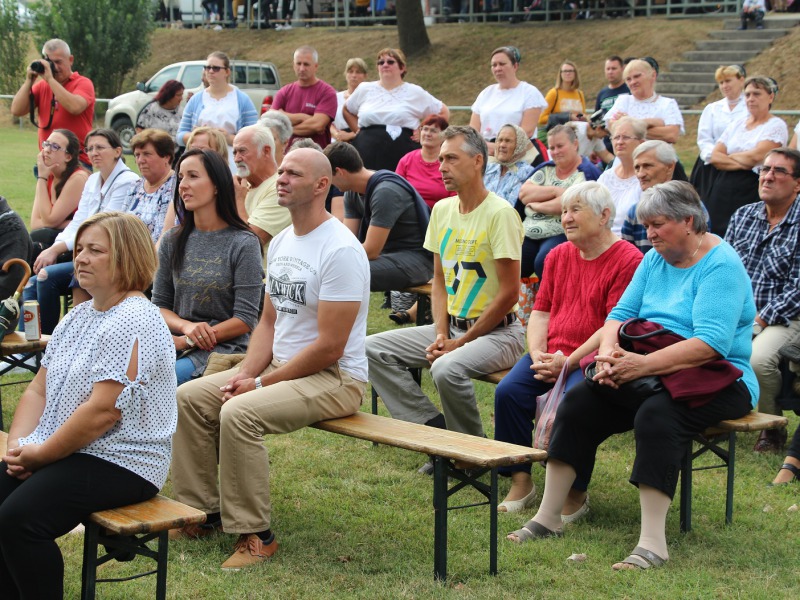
[344,179,425,254]
[152,226,264,376]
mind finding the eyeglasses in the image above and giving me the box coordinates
[377,59,397,66]
[759,165,795,177]
[86,145,112,154]
[560,69,576,73]
[42,140,63,152]
[420,127,441,134]
[203,65,226,72]
[612,135,637,142]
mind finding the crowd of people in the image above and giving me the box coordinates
[1,36,799,595]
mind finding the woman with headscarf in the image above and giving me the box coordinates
[484,123,540,212]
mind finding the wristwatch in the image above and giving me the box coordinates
[254,376,262,389]
[752,321,764,337]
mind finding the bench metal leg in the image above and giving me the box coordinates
[432,455,448,581]
[680,432,737,533]
[679,445,692,533]
[725,431,736,525]
[81,522,100,600]
[490,468,498,576]
[156,531,169,600]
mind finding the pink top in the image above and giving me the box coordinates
[534,240,642,355]
[395,149,455,209]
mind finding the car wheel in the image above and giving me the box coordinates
[112,117,136,154]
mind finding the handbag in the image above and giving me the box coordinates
[534,360,570,451]
[583,360,664,411]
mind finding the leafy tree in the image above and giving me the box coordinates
[396,0,430,57]
[0,0,29,95]
[33,0,154,97]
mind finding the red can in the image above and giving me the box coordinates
[23,300,41,341]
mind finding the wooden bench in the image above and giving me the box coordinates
[0,332,50,430]
[312,411,546,581]
[0,431,206,599]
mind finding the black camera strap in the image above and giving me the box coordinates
[29,91,56,130]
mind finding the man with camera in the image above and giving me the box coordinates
[11,39,95,167]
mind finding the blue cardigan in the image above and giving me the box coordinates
[176,87,258,146]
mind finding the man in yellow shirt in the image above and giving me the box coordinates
[366,126,525,463]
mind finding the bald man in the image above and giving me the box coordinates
[169,148,370,571]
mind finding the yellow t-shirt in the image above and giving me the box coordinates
[538,88,586,126]
[245,173,291,241]
[424,192,524,320]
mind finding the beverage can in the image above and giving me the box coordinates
[23,300,41,341]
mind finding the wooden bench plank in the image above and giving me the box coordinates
[704,411,788,436]
[401,283,432,296]
[313,411,545,467]
[0,332,50,357]
[476,369,511,385]
[89,495,206,536]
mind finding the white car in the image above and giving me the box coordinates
[104,59,281,152]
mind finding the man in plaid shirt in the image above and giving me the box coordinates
[725,147,800,453]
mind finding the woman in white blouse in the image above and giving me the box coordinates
[343,47,449,171]
[707,76,787,235]
[24,129,139,334]
[330,57,367,144]
[1,212,176,600]
[690,65,747,200]
[470,46,546,154]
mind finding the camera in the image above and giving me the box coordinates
[30,57,56,75]
[589,109,607,129]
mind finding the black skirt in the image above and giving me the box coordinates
[689,156,721,203]
[352,125,420,172]
[704,168,759,236]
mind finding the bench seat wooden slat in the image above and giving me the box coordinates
[704,411,788,435]
[401,283,432,296]
[476,369,512,385]
[89,495,206,536]
[312,411,545,467]
[0,332,51,357]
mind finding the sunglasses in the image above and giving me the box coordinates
[203,65,226,72]
[377,59,397,66]
[42,140,64,152]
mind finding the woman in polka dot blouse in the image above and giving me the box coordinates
[0,212,177,599]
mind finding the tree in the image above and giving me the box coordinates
[396,0,430,58]
[0,0,29,95]
[33,0,154,97]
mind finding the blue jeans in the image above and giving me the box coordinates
[22,262,74,335]
[521,234,567,280]
[175,357,197,386]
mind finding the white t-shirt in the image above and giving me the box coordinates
[344,81,443,130]
[605,94,685,135]
[718,115,788,173]
[470,81,547,141]
[597,167,642,235]
[19,297,177,488]
[197,88,240,166]
[267,217,370,381]
[696,96,746,163]
[572,121,607,159]
[333,89,349,131]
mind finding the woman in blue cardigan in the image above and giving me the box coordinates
[176,51,257,167]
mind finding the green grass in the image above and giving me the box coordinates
[1,125,799,598]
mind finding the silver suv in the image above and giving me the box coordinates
[104,59,281,152]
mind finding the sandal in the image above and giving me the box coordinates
[388,311,411,325]
[498,485,537,514]
[612,546,668,571]
[507,519,563,543]
[770,462,800,486]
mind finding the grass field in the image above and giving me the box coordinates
[1,58,799,598]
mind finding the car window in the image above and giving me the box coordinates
[183,65,204,90]
[247,65,261,85]
[261,67,276,86]
[232,66,247,85]
[147,66,180,93]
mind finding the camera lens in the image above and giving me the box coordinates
[30,61,45,74]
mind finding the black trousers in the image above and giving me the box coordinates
[352,126,420,172]
[547,379,752,499]
[788,425,800,461]
[0,453,157,600]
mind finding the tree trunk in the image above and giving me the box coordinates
[396,0,431,57]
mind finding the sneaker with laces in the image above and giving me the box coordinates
[221,533,278,570]
[168,519,223,541]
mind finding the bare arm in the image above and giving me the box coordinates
[249,224,273,247]
[526,310,549,361]
[518,180,566,209]
[6,370,48,451]
[10,72,36,117]
[728,139,782,170]
[343,106,359,133]
[32,168,86,229]
[361,225,391,260]
[519,107,543,140]
[646,122,681,144]
[438,104,450,122]
[292,113,333,137]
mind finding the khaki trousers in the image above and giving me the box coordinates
[171,360,365,533]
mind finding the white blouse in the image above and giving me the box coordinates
[696,96,746,163]
[19,297,177,488]
[345,81,443,130]
[470,81,547,140]
[605,94,685,134]
[718,115,788,173]
[597,167,642,236]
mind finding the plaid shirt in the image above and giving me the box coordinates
[621,204,651,253]
[725,199,800,326]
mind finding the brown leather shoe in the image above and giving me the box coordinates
[220,533,278,570]
[168,519,223,541]
[753,428,788,454]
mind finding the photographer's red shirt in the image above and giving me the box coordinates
[32,72,95,165]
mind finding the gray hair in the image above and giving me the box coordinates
[294,46,319,63]
[633,140,677,165]
[238,124,275,158]
[288,138,323,152]
[561,182,616,228]
[42,39,70,56]
[611,117,647,140]
[636,180,708,234]
[442,126,488,176]
[259,110,293,144]
[548,124,578,144]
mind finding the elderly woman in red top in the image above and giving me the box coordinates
[493,181,642,514]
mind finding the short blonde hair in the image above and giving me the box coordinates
[623,59,654,80]
[75,212,158,292]
[715,65,745,83]
[186,127,228,161]
[611,116,648,140]
[344,57,368,76]
[377,48,407,78]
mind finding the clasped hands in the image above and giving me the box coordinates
[3,442,44,481]
[425,334,461,364]
[591,344,648,389]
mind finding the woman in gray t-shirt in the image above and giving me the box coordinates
[152,149,264,385]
